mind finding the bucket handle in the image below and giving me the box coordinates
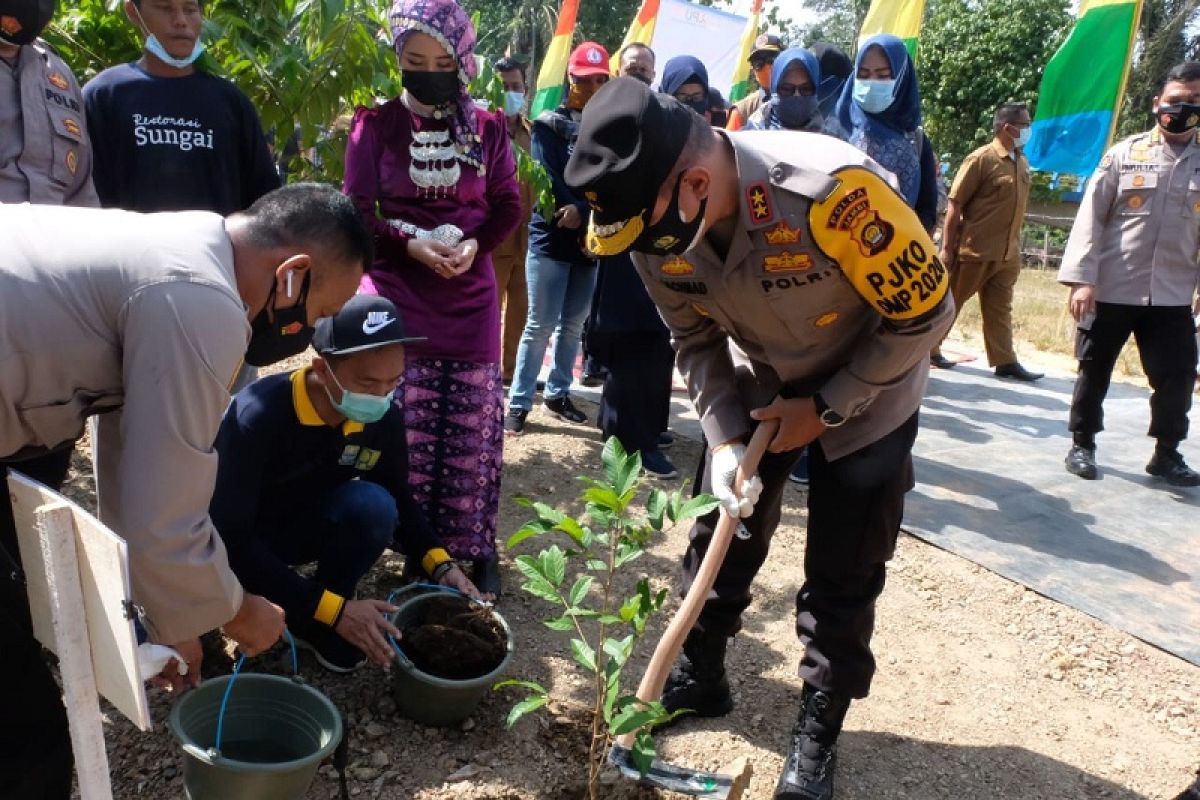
[211,627,300,757]
[384,582,492,670]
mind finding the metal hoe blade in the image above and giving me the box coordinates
[609,744,752,800]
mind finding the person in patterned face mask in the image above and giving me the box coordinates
[341,0,523,595]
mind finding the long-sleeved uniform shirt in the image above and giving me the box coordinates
[210,369,451,624]
[1059,127,1200,306]
[1,204,248,643]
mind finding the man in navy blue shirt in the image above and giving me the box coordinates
[211,296,482,673]
[82,0,280,215]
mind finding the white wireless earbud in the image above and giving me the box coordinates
[285,270,294,298]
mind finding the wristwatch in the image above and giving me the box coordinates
[812,393,846,428]
[431,560,456,582]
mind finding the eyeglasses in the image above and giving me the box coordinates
[775,83,814,98]
[675,92,706,105]
[750,57,776,71]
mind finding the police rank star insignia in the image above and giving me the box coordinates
[745,183,774,223]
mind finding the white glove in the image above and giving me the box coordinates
[711,443,763,519]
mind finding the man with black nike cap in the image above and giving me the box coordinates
[211,295,483,673]
[565,77,953,800]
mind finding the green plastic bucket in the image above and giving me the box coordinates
[168,672,343,800]
[388,585,513,727]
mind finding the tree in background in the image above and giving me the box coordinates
[792,0,870,52]
[919,0,1072,169]
[1117,0,1200,138]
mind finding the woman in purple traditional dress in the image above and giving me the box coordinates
[342,0,521,594]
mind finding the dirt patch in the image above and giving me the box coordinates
[398,595,507,681]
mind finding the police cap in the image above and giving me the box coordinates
[564,77,695,257]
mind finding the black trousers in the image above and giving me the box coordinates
[682,413,918,699]
[0,449,77,800]
[1069,303,1197,443]
[595,333,675,453]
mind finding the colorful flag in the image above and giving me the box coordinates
[1025,0,1144,175]
[727,0,764,105]
[611,0,661,74]
[531,0,581,119]
[858,0,927,59]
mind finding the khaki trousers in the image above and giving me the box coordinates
[941,257,1021,366]
[494,253,528,381]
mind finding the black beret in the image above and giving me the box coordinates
[564,77,695,256]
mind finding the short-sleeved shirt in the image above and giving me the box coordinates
[83,63,280,215]
[949,139,1030,262]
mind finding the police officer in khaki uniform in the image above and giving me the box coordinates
[0,0,97,207]
[1,5,97,795]
[1059,61,1200,487]
[565,78,953,800]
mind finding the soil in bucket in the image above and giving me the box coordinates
[397,594,507,679]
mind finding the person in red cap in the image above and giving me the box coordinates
[504,41,611,434]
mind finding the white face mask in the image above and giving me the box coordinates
[1014,127,1032,148]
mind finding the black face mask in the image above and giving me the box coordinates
[0,0,57,46]
[634,171,708,256]
[402,69,461,107]
[710,110,728,128]
[778,95,818,130]
[244,272,314,367]
[684,98,708,117]
[1157,102,1200,135]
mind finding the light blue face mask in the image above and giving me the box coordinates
[853,78,896,114]
[132,6,205,69]
[1014,127,1032,148]
[324,369,392,424]
[503,90,527,117]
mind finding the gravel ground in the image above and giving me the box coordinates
[57,340,1199,800]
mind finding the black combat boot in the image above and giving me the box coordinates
[774,685,852,800]
[658,628,733,726]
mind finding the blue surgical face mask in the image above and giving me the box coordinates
[503,90,526,117]
[853,78,896,114]
[1014,127,1032,148]
[323,368,393,424]
[132,6,205,69]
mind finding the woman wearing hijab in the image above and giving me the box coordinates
[342,0,521,594]
[660,55,711,121]
[810,41,852,121]
[744,47,825,133]
[833,33,939,232]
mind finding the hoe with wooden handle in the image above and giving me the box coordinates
[608,420,778,798]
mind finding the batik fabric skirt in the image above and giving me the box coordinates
[397,358,503,560]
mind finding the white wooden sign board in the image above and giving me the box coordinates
[8,471,151,732]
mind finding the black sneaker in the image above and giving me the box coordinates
[1146,450,1200,487]
[774,686,851,800]
[1065,444,1097,480]
[503,406,528,436]
[658,431,675,449]
[545,396,587,424]
[929,352,956,370]
[291,624,367,674]
[640,449,680,479]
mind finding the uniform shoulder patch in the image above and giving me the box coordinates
[745,182,775,224]
[809,166,947,320]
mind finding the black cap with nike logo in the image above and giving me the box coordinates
[311,295,426,356]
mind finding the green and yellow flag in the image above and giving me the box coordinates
[611,0,661,74]
[531,0,581,119]
[1025,0,1144,175]
[858,0,927,59]
[727,0,764,105]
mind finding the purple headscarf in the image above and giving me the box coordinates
[390,0,486,172]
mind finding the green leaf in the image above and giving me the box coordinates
[596,614,623,625]
[555,517,590,546]
[540,545,567,588]
[613,542,644,569]
[514,554,545,583]
[676,494,721,522]
[610,703,661,735]
[571,638,597,672]
[543,615,576,631]
[505,695,548,729]
[568,576,594,607]
[631,730,657,775]
[601,436,628,486]
[493,679,548,695]
[521,577,560,604]
[583,486,621,511]
[585,559,608,572]
[506,522,546,549]
[646,488,667,531]
[618,596,640,622]
[602,634,634,666]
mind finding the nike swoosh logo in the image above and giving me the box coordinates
[362,318,395,335]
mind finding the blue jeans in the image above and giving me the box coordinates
[508,250,598,410]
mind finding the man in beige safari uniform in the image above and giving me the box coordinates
[565,78,953,800]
